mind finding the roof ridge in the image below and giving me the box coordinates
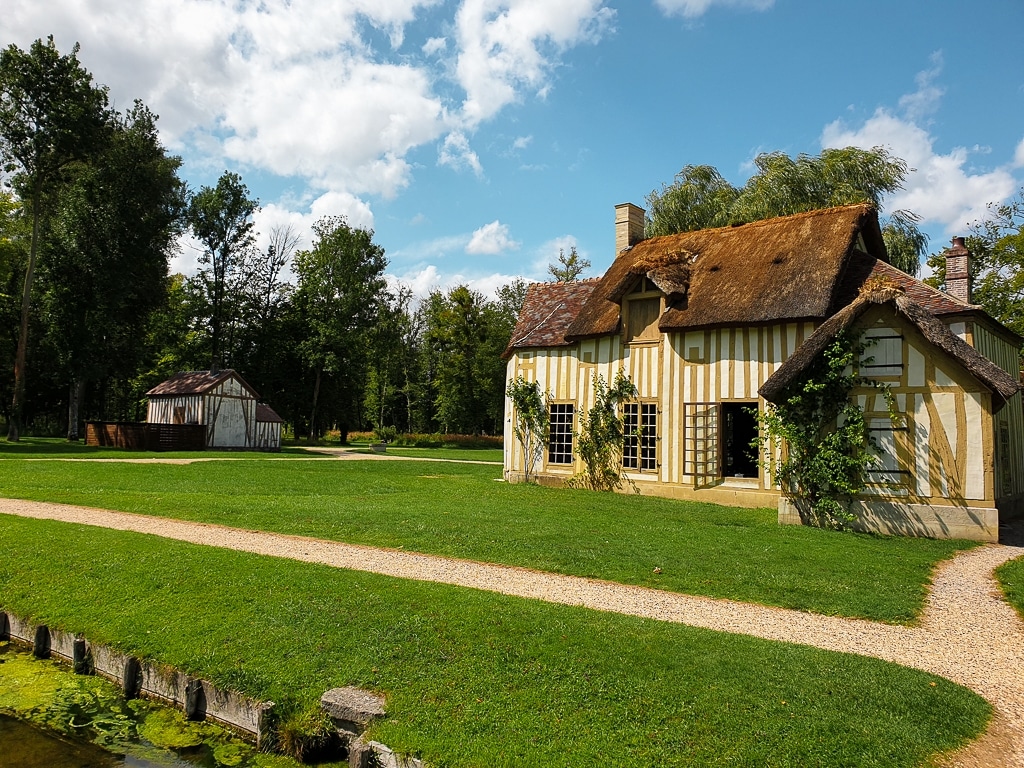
[871,259,980,310]
[639,203,874,244]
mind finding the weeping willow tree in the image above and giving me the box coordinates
[645,147,927,275]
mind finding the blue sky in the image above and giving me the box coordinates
[5,0,1023,297]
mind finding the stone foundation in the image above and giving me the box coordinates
[778,497,999,542]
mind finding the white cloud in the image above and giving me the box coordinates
[454,0,615,126]
[653,0,773,19]
[388,265,527,300]
[897,51,944,122]
[221,57,444,198]
[1014,137,1024,169]
[531,235,581,275]
[6,0,445,201]
[512,135,533,151]
[439,131,484,176]
[423,36,447,55]
[466,220,520,254]
[821,57,1018,236]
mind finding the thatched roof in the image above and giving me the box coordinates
[566,204,886,339]
[758,282,1021,410]
[146,369,259,399]
[503,280,600,357]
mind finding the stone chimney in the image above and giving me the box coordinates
[615,203,646,253]
[943,236,971,304]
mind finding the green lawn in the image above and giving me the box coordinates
[0,516,989,768]
[0,453,973,623]
[347,445,503,462]
[0,437,323,460]
[996,554,1024,619]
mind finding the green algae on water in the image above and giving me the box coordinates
[0,641,348,768]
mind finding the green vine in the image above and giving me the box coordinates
[759,332,900,530]
[568,371,639,492]
[506,376,548,483]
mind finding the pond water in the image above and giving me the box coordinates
[0,641,313,768]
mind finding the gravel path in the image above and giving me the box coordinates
[1,497,1021,766]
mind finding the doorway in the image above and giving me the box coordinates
[721,402,759,479]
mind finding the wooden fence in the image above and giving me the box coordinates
[85,422,206,452]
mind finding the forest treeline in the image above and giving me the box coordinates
[0,37,524,440]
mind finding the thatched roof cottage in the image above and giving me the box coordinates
[503,203,1023,541]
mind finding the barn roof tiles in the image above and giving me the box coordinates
[146,369,259,399]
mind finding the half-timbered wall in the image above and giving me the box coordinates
[850,311,993,506]
[967,321,1024,503]
[505,320,816,501]
[203,377,256,448]
[254,421,282,451]
[505,305,1015,524]
[147,395,202,426]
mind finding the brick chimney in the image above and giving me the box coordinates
[615,203,646,253]
[943,236,971,303]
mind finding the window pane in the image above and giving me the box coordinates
[548,404,574,464]
[623,403,657,471]
[622,403,639,468]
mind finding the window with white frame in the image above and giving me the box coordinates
[622,402,658,471]
[548,403,574,465]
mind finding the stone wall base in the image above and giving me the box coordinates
[778,497,999,542]
[0,612,273,747]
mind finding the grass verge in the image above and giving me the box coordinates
[996,554,1024,619]
[0,437,321,460]
[0,516,990,768]
[0,457,973,623]
[346,445,503,462]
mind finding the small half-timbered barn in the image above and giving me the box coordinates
[254,403,284,451]
[503,203,1023,541]
[146,370,282,451]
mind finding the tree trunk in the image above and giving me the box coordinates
[309,365,322,442]
[66,378,84,441]
[9,187,42,442]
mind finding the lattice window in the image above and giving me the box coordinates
[548,403,575,465]
[623,403,658,471]
[684,403,720,488]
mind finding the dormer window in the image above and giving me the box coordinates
[624,276,664,343]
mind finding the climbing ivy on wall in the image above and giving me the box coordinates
[569,371,639,493]
[506,376,548,483]
[759,332,899,530]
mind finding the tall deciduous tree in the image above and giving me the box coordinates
[187,171,257,371]
[0,192,29,422]
[0,36,109,440]
[645,147,927,275]
[293,216,387,440]
[41,101,185,435]
[548,246,591,282]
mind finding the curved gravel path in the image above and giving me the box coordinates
[0,497,1021,766]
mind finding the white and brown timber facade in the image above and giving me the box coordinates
[502,204,1024,542]
[146,369,283,451]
